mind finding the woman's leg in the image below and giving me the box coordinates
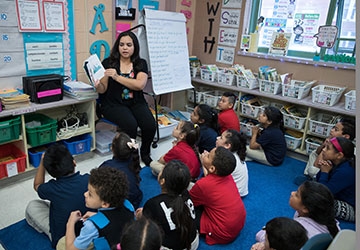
[131,102,156,164]
[101,105,138,139]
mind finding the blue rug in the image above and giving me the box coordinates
[0,156,355,250]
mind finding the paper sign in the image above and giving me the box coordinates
[268,32,292,56]
[313,25,338,48]
[216,46,235,65]
[220,8,241,28]
[6,162,18,177]
[218,27,238,47]
[240,34,251,50]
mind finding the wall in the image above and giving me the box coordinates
[190,0,355,91]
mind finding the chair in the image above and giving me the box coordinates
[301,233,333,250]
[326,229,356,250]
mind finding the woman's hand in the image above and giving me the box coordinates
[104,68,118,79]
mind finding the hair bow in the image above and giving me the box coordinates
[127,138,139,150]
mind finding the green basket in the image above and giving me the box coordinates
[0,116,21,143]
[25,113,57,147]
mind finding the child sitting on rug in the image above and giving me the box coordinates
[251,217,308,250]
[150,120,201,180]
[25,143,89,248]
[247,106,287,166]
[189,147,246,245]
[217,92,240,134]
[190,103,219,153]
[316,137,355,222]
[99,132,142,209]
[295,117,355,184]
[215,129,249,197]
[255,181,339,247]
[136,160,199,250]
[60,167,134,250]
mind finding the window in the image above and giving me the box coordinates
[248,0,356,58]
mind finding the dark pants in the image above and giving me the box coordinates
[102,101,156,157]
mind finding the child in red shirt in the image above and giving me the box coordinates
[150,120,201,180]
[217,92,240,134]
[189,146,246,245]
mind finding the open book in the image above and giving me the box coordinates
[83,54,105,86]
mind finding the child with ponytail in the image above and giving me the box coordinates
[136,160,199,250]
[150,121,201,180]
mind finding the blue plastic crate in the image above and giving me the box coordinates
[63,134,92,155]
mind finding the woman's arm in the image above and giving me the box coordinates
[103,68,148,91]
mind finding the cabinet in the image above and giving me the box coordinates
[0,96,96,180]
[189,77,355,155]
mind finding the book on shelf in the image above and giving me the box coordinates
[83,54,105,87]
[0,93,30,110]
[64,81,95,92]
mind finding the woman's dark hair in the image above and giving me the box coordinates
[299,181,339,237]
[109,31,141,69]
[159,160,194,250]
[263,106,284,132]
[331,137,355,168]
[112,132,141,182]
[196,104,219,133]
[265,217,308,250]
[223,129,247,161]
[118,217,162,250]
[179,121,201,167]
[43,143,75,178]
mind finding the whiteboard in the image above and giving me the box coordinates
[138,9,192,95]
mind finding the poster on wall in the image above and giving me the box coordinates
[313,25,338,48]
[268,32,292,56]
[222,0,242,8]
[218,27,238,47]
[15,0,42,32]
[43,0,65,32]
[216,46,235,65]
[25,42,63,70]
[220,8,241,28]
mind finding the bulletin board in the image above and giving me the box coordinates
[138,8,192,95]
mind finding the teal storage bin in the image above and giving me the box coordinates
[63,134,92,155]
[0,116,21,143]
[25,113,57,147]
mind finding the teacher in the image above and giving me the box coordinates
[95,31,156,166]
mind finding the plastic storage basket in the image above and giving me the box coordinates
[308,113,338,137]
[305,137,322,155]
[28,145,49,167]
[63,133,92,155]
[0,144,26,179]
[344,90,356,110]
[200,69,217,82]
[282,80,316,99]
[258,79,282,95]
[241,102,264,118]
[190,66,198,78]
[217,71,234,86]
[236,75,259,89]
[284,134,302,150]
[0,115,21,143]
[311,85,346,106]
[280,107,307,130]
[187,89,207,103]
[203,91,221,107]
[25,113,57,147]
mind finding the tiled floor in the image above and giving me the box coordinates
[0,134,172,233]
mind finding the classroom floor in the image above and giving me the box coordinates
[0,130,173,250]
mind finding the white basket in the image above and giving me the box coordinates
[282,80,315,99]
[190,66,198,78]
[217,71,234,86]
[203,91,221,107]
[240,121,253,137]
[200,69,217,82]
[280,107,307,130]
[258,79,282,95]
[285,134,302,150]
[344,90,356,110]
[311,85,346,106]
[236,75,259,89]
[305,137,322,155]
[185,105,194,114]
[308,113,337,137]
[241,102,264,118]
[187,89,206,103]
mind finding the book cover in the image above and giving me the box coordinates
[83,54,105,86]
[268,32,292,56]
